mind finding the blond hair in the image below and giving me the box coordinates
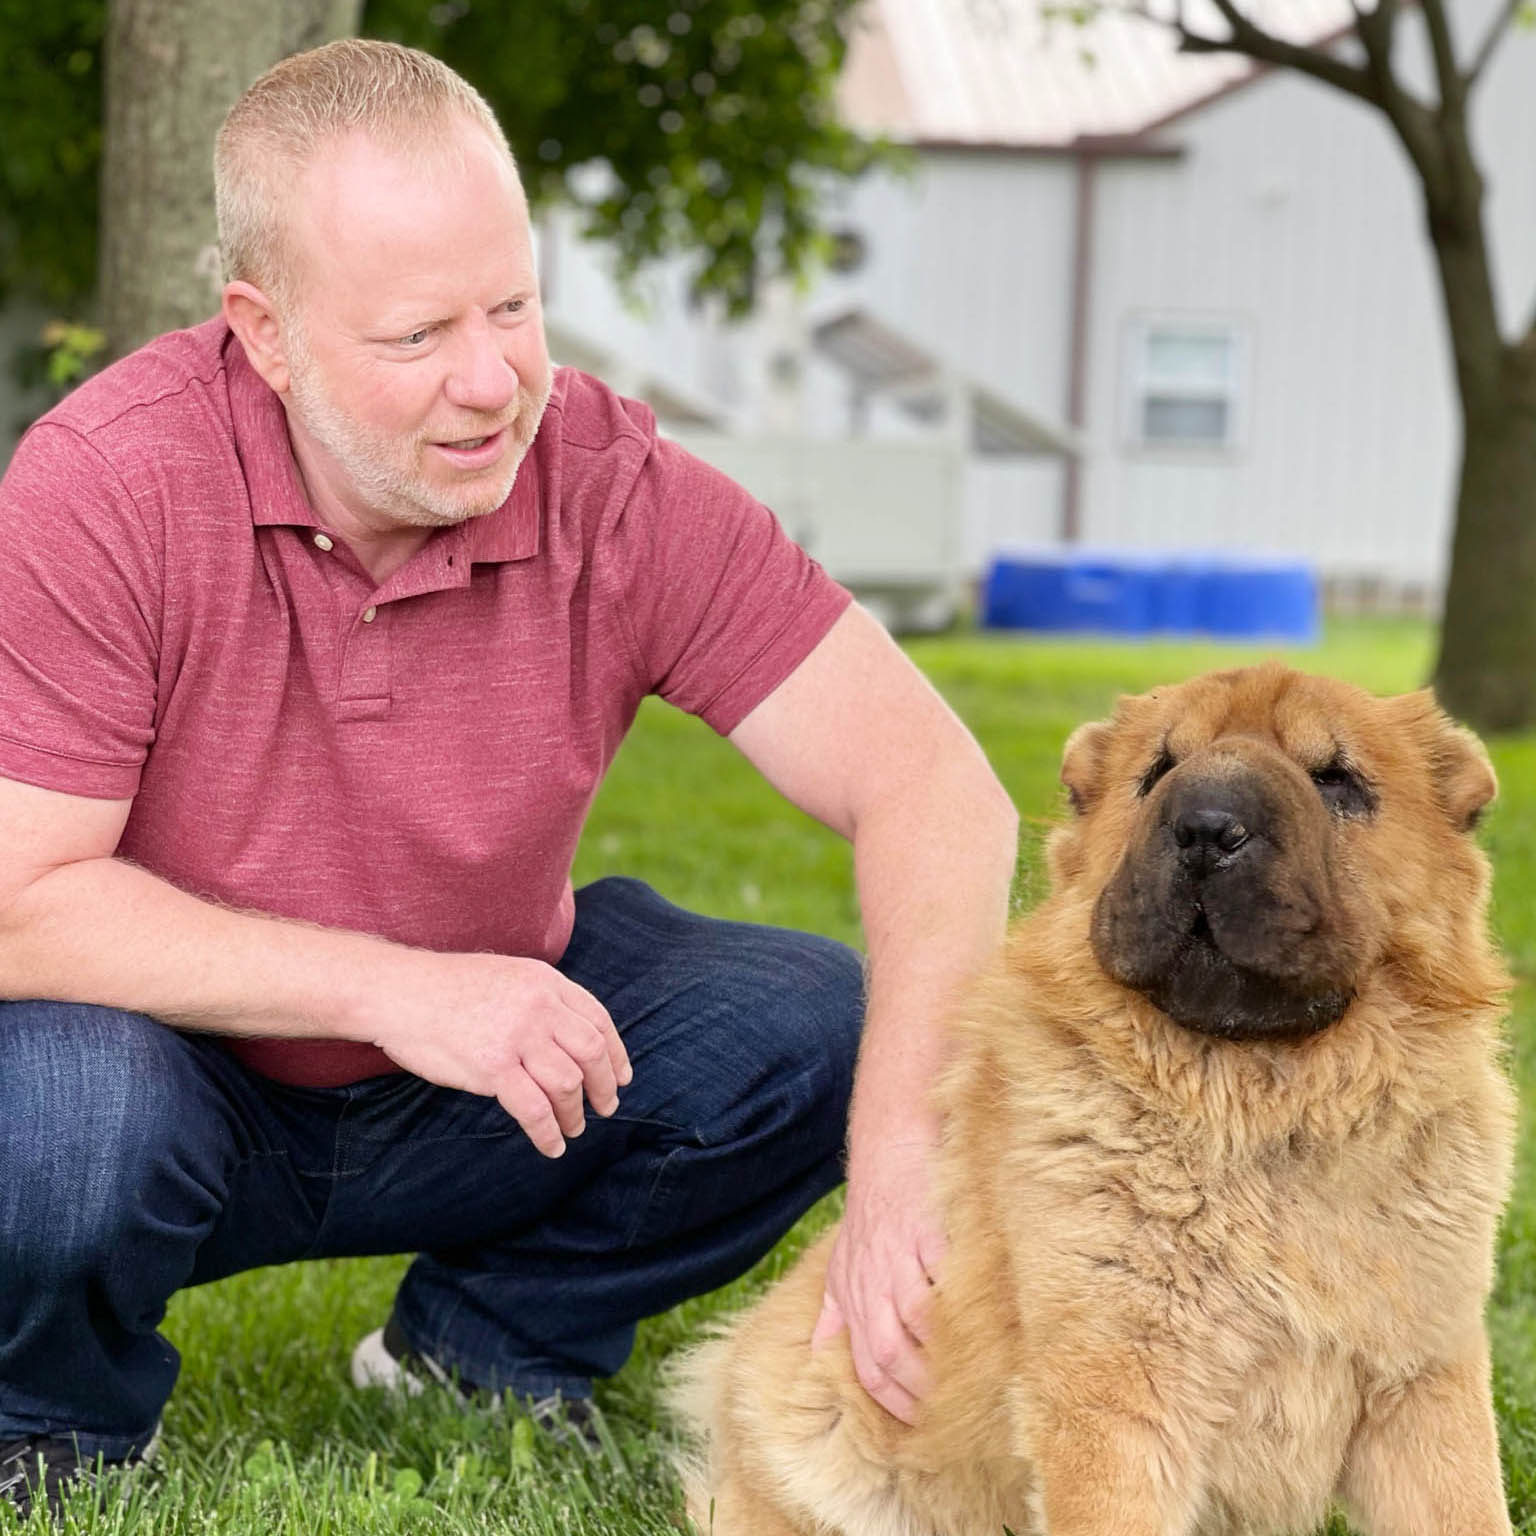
[214,39,518,307]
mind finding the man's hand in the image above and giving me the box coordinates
[811,1138,947,1424]
[367,951,631,1157]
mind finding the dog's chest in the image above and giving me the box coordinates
[1186,1149,1486,1530]
[1003,1112,1495,1532]
[1194,1352,1360,1536]
[1016,1082,1496,1341]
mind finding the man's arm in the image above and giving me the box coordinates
[0,775,629,1158]
[728,604,1019,1422]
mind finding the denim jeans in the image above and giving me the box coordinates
[0,877,864,1460]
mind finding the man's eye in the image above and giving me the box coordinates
[398,328,431,347]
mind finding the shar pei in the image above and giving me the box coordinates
[671,662,1515,1536]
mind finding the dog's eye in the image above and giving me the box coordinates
[1137,746,1176,798]
[1311,760,1376,817]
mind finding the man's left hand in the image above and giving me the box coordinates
[810,1137,947,1424]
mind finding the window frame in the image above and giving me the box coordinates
[1121,314,1252,458]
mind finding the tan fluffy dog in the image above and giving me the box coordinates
[670,663,1515,1536]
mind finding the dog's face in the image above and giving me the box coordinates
[1052,664,1497,1042]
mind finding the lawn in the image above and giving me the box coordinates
[15,618,1536,1534]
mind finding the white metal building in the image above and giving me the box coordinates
[537,0,1536,609]
[4,1,1531,613]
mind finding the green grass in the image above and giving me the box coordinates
[13,618,1536,1534]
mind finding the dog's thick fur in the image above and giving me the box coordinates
[671,664,1516,1536]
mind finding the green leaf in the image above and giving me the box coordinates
[511,1413,536,1471]
[241,1440,279,1482]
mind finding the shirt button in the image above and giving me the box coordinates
[362,606,377,623]
[313,532,334,551]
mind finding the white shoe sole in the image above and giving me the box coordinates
[350,1327,427,1396]
[349,1327,503,1411]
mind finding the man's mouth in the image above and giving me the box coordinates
[432,429,508,465]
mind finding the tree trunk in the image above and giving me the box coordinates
[1432,343,1536,733]
[1403,110,1536,737]
[99,0,362,361]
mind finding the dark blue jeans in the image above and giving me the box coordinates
[0,877,863,1461]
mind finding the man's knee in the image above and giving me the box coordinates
[700,926,864,1149]
[566,880,865,1138]
[0,1002,210,1278]
[771,929,864,1102]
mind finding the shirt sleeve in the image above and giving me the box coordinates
[610,433,853,736]
[0,421,161,798]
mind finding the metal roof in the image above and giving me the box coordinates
[838,0,1357,149]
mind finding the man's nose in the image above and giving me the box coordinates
[443,320,518,414]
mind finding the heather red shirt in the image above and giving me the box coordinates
[0,319,850,1085]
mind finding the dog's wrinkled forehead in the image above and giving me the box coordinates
[1068,667,1358,802]
[1061,663,1496,836]
[1152,670,1359,767]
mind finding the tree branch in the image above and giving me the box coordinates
[1466,0,1524,88]
[1331,0,1444,185]
[1418,0,1465,112]
[1350,0,1398,70]
[1153,0,1447,203]
[1349,0,1407,114]
[1169,0,1379,104]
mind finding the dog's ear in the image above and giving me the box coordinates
[1060,720,1112,815]
[1397,690,1497,832]
[1432,718,1498,833]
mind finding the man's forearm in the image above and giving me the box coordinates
[0,854,394,1040]
[844,763,1018,1179]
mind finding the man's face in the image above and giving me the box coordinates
[277,122,552,531]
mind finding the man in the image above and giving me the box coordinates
[0,40,1017,1518]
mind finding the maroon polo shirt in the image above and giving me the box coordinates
[0,319,850,1085]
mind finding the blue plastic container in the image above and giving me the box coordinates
[1194,559,1319,641]
[1148,559,1206,633]
[982,549,1155,634]
[983,549,1318,642]
[981,554,1074,630]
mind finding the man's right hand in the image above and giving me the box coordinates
[366,952,631,1158]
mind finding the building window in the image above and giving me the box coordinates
[1125,320,1248,452]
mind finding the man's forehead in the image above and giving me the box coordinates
[296,127,524,228]
[286,125,533,321]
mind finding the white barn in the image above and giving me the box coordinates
[536,0,1536,616]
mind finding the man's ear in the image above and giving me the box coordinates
[223,281,293,394]
[1060,719,1112,815]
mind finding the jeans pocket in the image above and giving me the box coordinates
[623,1144,691,1250]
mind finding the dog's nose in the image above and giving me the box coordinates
[1172,806,1251,874]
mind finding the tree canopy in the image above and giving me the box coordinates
[0,0,882,319]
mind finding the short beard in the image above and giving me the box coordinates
[280,309,551,530]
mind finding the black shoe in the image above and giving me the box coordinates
[0,1427,157,1521]
[351,1317,602,1447]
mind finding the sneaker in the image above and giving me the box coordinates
[350,1318,601,1446]
[351,1316,484,1406]
[0,1424,158,1521]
